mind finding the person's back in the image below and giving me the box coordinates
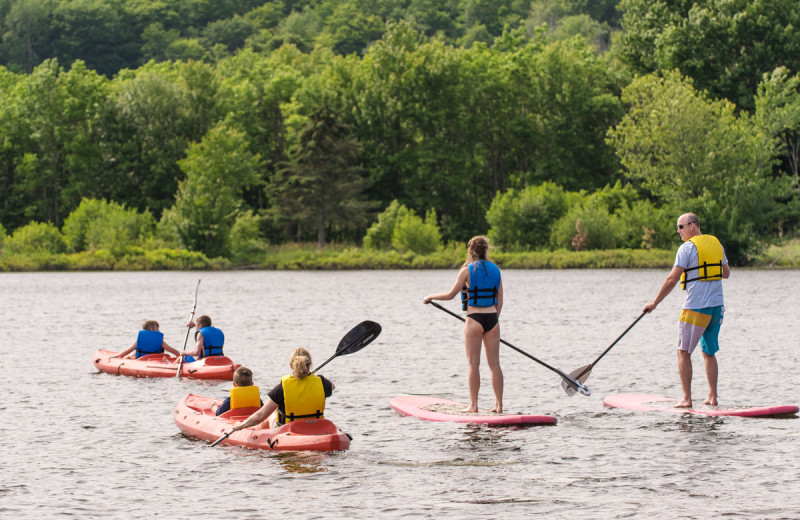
[215,366,262,416]
[135,321,164,358]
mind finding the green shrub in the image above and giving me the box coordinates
[391,208,443,255]
[363,200,409,249]
[67,250,116,270]
[4,222,66,255]
[487,182,568,250]
[62,198,155,253]
[229,210,269,264]
[550,197,617,251]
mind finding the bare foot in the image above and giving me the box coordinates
[461,406,478,413]
[489,407,502,413]
[703,396,718,406]
[673,399,692,408]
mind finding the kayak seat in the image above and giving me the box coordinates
[219,406,260,420]
[202,356,234,366]
[283,418,337,435]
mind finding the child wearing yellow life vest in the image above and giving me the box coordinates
[214,366,263,416]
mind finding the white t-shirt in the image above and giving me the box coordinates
[674,238,728,309]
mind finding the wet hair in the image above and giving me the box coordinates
[233,366,253,387]
[142,320,159,331]
[196,315,212,328]
[289,348,313,379]
[466,235,490,263]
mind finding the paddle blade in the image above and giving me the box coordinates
[562,365,592,397]
[336,320,382,355]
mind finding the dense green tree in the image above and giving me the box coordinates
[0,0,54,73]
[4,59,108,228]
[608,71,788,263]
[755,67,800,184]
[103,61,220,217]
[271,102,366,247]
[615,0,800,111]
[170,124,262,258]
[50,0,138,77]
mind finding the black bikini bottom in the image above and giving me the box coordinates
[467,313,498,333]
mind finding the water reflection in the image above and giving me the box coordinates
[271,451,330,474]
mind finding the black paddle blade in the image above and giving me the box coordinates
[336,320,382,355]
[562,365,592,397]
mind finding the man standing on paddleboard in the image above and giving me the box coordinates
[642,213,730,408]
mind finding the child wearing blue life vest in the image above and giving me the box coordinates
[111,320,181,359]
[214,366,263,416]
[176,315,225,363]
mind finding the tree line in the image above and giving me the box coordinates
[1,0,799,266]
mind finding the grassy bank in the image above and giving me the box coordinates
[3,240,800,271]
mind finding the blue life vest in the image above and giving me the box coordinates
[135,330,164,358]
[461,260,501,311]
[198,326,224,357]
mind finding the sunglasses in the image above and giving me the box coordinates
[677,222,695,230]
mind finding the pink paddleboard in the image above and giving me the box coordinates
[603,393,799,417]
[390,395,557,425]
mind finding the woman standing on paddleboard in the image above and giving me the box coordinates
[423,235,504,413]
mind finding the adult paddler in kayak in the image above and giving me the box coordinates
[229,348,336,431]
[423,235,504,414]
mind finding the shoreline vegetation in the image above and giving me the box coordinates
[2,239,799,271]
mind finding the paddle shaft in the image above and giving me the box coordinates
[176,279,201,378]
[429,301,579,384]
[574,311,647,380]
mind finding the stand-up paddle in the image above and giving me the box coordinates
[429,302,590,396]
[176,279,201,379]
[562,311,646,396]
[210,320,382,447]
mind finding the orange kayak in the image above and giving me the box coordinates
[174,394,351,452]
[92,349,239,380]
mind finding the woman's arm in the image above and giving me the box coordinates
[496,279,503,316]
[423,266,469,304]
[232,399,279,431]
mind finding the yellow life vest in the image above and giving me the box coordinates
[229,385,261,410]
[279,374,325,424]
[681,235,724,290]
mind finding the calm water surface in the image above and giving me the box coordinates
[0,269,798,519]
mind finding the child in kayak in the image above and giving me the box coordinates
[177,315,225,362]
[229,348,335,431]
[214,366,263,416]
[111,320,181,359]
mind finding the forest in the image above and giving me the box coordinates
[1,0,799,269]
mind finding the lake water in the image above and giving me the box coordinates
[0,269,797,519]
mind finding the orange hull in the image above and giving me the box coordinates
[174,394,351,452]
[93,349,239,380]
